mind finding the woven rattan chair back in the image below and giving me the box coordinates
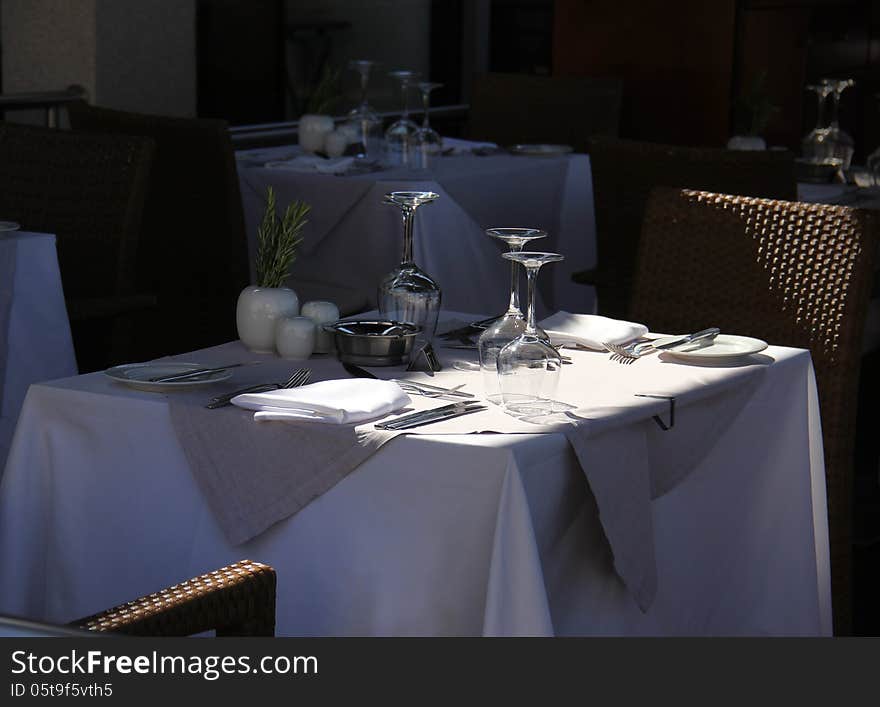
[465,73,622,152]
[584,137,797,319]
[68,102,250,358]
[0,121,154,370]
[73,560,277,636]
[631,187,880,634]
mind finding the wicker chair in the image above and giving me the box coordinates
[0,121,155,372]
[68,103,250,360]
[630,187,880,635]
[465,73,622,152]
[575,137,797,319]
[71,560,277,636]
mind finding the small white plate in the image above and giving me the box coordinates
[509,144,574,156]
[654,334,768,362]
[0,221,21,233]
[104,362,233,392]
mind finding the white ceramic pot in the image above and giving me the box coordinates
[727,135,766,151]
[299,114,335,154]
[275,316,316,360]
[301,300,340,353]
[236,285,300,353]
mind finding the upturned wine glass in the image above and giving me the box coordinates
[477,228,548,403]
[801,82,834,161]
[497,252,565,415]
[346,60,382,159]
[378,191,442,348]
[415,82,444,169]
[385,70,420,166]
[825,78,856,169]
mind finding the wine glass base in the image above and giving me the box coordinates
[501,395,574,416]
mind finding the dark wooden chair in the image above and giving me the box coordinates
[630,187,880,635]
[575,137,797,319]
[0,121,155,372]
[465,72,622,152]
[68,103,251,360]
[72,560,276,636]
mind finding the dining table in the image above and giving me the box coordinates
[235,140,597,319]
[0,309,830,636]
[0,229,77,471]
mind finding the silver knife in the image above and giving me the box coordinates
[148,363,245,383]
[651,327,720,351]
[376,402,486,430]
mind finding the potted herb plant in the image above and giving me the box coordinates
[236,186,311,352]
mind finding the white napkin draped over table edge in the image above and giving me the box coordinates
[538,311,648,350]
[232,378,411,424]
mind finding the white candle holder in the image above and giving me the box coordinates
[301,300,340,354]
[298,114,335,154]
[275,316,316,360]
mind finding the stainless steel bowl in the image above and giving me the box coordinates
[323,319,421,366]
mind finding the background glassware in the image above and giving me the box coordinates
[478,228,548,404]
[825,78,856,169]
[496,252,565,415]
[346,60,382,159]
[415,82,444,169]
[378,191,442,350]
[384,70,420,166]
[801,82,834,161]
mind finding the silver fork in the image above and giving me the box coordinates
[603,328,720,364]
[205,368,311,408]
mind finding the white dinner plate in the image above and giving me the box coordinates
[0,221,21,233]
[104,362,233,392]
[653,334,768,362]
[508,143,574,156]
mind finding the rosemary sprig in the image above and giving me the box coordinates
[255,186,310,289]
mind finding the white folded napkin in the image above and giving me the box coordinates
[441,137,498,154]
[232,378,411,424]
[264,155,355,175]
[538,311,648,350]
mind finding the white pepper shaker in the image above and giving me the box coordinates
[275,316,316,360]
[301,300,340,354]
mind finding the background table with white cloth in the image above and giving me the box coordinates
[0,310,830,636]
[237,146,596,318]
[0,231,77,471]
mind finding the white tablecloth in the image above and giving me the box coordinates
[237,144,597,319]
[0,231,77,471]
[0,311,830,635]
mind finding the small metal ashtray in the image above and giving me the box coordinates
[323,320,421,366]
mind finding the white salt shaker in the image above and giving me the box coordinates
[298,114,335,154]
[301,300,340,354]
[275,316,316,360]
[324,130,349,158]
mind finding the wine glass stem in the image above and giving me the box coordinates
[816,90,828,130]
[401,206,415,266]
[829,91,840,129]
[421,90,431,130]
[401,81,411,120]
[524,264,540,334]
[507,244,524,314]
[359,69,369,107]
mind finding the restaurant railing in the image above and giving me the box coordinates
[228,103,470,149]
[0,85,89,128]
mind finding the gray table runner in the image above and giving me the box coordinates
[162,349,400,544]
